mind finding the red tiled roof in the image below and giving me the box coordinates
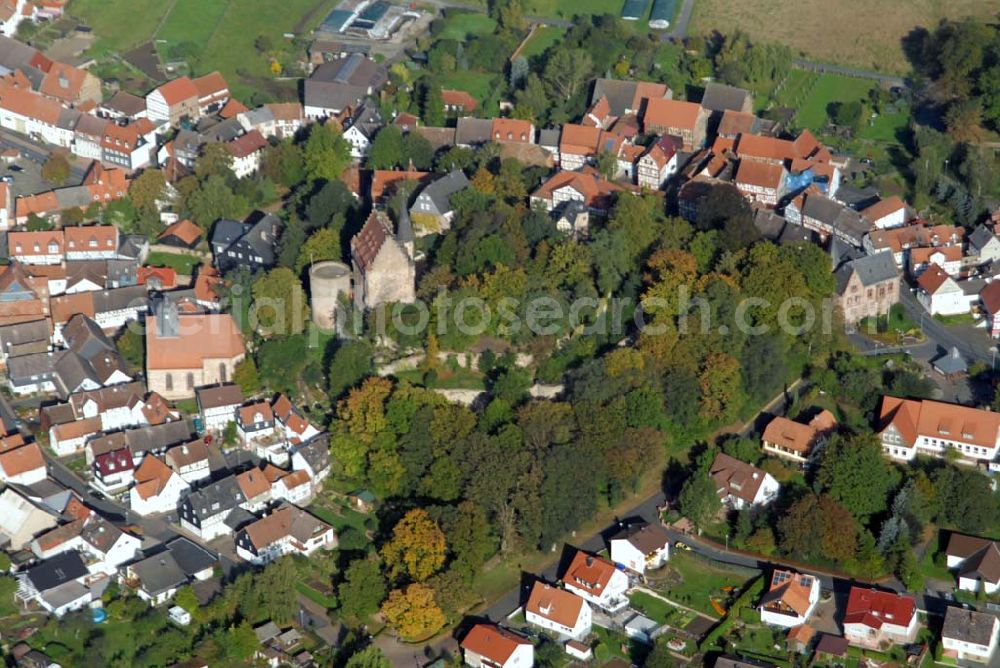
[227,130,267,158]
[643,99,702,131]
[137,266,177,288]
[350,211,390,273]
[154,77,198,107]
[916,264,951,294]
[441,89,477,111]
[192,71,228,100]
[735,159,785,189]
[64,224,117,252]
[145,313,244,370]
[158,219,202,246]
[844,586,915,630]
[133,455,175,500]
[219,97,248,119]
[564,550,617,598]
[491,118,533,143]
[0,442,44,476]
[525,581,585,628]
[461,624,531,665]
[861,196,906,223]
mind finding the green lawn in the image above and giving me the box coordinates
[934,312,976,326]
[437,11,497,41]
[394,366,486,390]
[309,502,370,534]
[793,73,876,132]
[653,550,757,618]
[628,590,675,624]
[145,251,201,275]
[438,70,499,106]
[520,25,566,59]
[523,0,627,19]
[295,582,337,610]
[157,0,230,46]
[858,110,910,143]
[73,0,337,101]
[69,0,172,53]
[771,69,818,110]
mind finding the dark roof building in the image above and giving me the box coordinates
[210,213,281,273]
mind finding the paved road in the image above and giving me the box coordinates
[0,128,89,183]
[667,0,695,40]
[792,59,907,88]
[663,527,955,618]
[896,288,995,366]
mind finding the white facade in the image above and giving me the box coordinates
[525,595,592,642]
[959,575,1000,595]
[343,124,370,158]
[880,421,1000,463]
[129,472,190,516]
[636,152,678,189]
[463,639,533,668]
[564,567,629,611]
[609,537,669,576]
[230,149,262,179]
[918,277,976,316]
[236,526,335,565]
[724,473,780,511]
[943,617,999,663]
[760,574,820,628]
[145,90,172,125]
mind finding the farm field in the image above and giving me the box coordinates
[156,0,230,46]
[436,11,497,41]
[69,0,171,53]
[523,0,626,20]
[689,0,1000,73]
[70,0,336,101]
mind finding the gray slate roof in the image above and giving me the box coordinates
[166,536,217,577]
[700,83,751,113]
[835,252,898,294]
[183,475,245,521]
[942,606,998,646]
[411,170,469,217]
[130,551,188,596]
[454,117,492,146]
[970,225,998,253]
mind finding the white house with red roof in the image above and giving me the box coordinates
[0,441,45,485]
[843,586,918,649]
[562,549,629,613]
[272,469,313,505]
[915,264,975,316]
[636,140,678,189]
[861,196,908,230]
[524,581,592,641]
[760,570,820,628]
[877,396,1000,463]
[146,77,200,126]
[226,130,267,179]
[130,455,189,516]
[461,624,533,668]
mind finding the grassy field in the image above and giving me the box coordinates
[651,550,756,618]
[689,0,1000,73]
[520,25,565,59]
[793,73,875,132]
[70,0,337,101]
[69,0,172,53]
[439,70,499,106]
[437,11,496,41]
[523,0,626,20]
[628,590,675,624]
[157,0,230,46]
[145,251,201,275]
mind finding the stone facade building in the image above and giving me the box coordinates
[835,252,900,323]
[349,210,415,310]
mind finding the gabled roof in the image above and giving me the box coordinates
[165,439,209,471]
[145,313,244,370]
[25,551,87,592]
[844,586,915,630]
[611,521,670,554]
[196,384,244,410]
[878,396,1000,449]
[132,456,177,500]
[591,78,670,117]
[563,550,618,597]
[235,468,270,499]
[643,98,702,131]
[710,452,770,504]
[761,570,815,616]
[153,77,198,107]
[0,441,45,477]
[525,581,585,628]
[240,503,332,551]
[532,166,627,211]
[861,196,906,223]
[916,264,954,294]
[226,130,267,159]
[183,475,244,519]
[735,159,784,189]
[701,82,751,113]
[461,624,531,665]
[943,606,999,646]
[959,542,1000,585]
[192,71,228,100]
